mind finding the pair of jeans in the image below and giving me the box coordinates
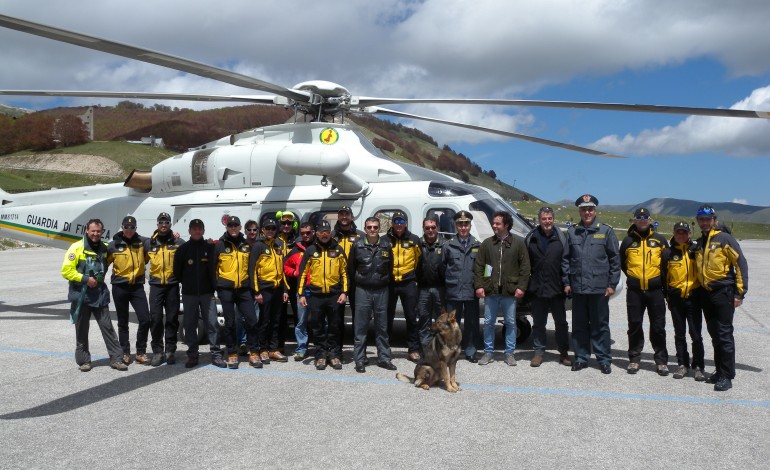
[445,299,480,357]
[483,295,517,354]
[353,286,391,364]
[294,294,308,354]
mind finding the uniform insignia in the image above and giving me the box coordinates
[313,252,320,258]
[382,252,389,258]
[349,236,356,242]
[188,259,193,265]
[471,248,479,253]
[329,250,339,257]
[118,246,125,252]
[265,248,271,255]
[594,234,606,239]
[401,241,410,248]
[68,252,76,261]
[631,242,639,248]
[672,255,681,261]
[436,249,441,254]
[225,248,231,253]
[649,241,658,247]
[240,245,249,252]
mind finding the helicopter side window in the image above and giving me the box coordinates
[426,208,456,241]
[468,198,533,238]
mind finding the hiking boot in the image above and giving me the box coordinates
[530,355,543,367]
[150,353,164,367]
[377,361,397,371]
[294,352,305,362]
[330,357,343,370]
[407,351,421,363]
[269,351,289,362]
[694,367,706,382]
[714,377,732,391]
[259,351,271,364]
[657,364,670,376]
[185,355,199,368]
[478,352,495,365]
[600,363,612,374]
[239,344,248,356]
[505,353,517,366]
[165,352,176,365]
[559,353,573,367]
[249,352,263,369]
[627,362,640,374]
[673,365,688,379]
[315,357,327,370]
[122,354,132,365]
[111,361,128,371]
[79,362,92,372]
[135,353,150,365]
[227,354,239,369]
[355,362,366,373]
[211,356,227,368]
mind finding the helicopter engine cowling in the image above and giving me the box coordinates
[276,143,350,177]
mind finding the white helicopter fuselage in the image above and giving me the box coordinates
[0,122,531,247]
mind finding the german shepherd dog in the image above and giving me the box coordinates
[396,309,462,392]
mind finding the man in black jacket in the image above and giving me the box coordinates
[525,207,571,368]
[173,219,225,368]
[347,217,396,373]
[417,216,446,348]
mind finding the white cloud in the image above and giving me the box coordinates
[590,85,770,157]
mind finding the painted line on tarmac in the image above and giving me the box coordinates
[5,346,770,409]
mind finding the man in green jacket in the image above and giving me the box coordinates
[473,210,530,366]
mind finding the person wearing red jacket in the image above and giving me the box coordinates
[284,222,315,361]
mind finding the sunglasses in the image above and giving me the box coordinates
[227,223,240,228]
[157,220,170,225]
[264,226,277,230]
[393,218,406,225]
[123,225,136,230]
[423,226,437,231]
[634,215,651,220]
[245,228,258,232]
[317,230,331,235]
[697,208,716,217]
[281,221,293,225]
[365,225,380,230]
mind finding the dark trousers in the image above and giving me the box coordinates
[309,294,342,359]
[112,283,151,355]
[446,299,480,358]
[388,280,421,353]
[182,294,221,358]
[257,287,284,352]
[218,288,259,355]
[337,282,355,354]
[354,286,391,363]
[417,286,445,348]
[700,286,736,379]
[571,293,612,366]
[626,287,668,365]
[531,295,570,355]
[668,293,705,369]
[74,304,122,365]
[149,284,180,353]
[280,278,298,350]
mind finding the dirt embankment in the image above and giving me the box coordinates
[0,154,124,177]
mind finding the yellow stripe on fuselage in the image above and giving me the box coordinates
[0,220,80,243]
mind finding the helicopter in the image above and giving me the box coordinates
[0,14,768,340]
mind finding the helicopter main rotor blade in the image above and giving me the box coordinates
[0,90,275,103]
[360,106,624,159]
[0,14,310,103]
[355,97,770,119]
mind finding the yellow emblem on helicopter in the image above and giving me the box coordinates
[320,128,339,145]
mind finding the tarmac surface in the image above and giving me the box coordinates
[1,242,769,469]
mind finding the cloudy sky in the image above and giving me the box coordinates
[2,0,769,206]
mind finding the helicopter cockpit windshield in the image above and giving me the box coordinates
[468,198,534,239]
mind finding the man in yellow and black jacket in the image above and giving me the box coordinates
[665,221,705,381]
[332,205,364,352]
[298,220,348,371]
[214,216,261,369]
[619,208,670,376]
[143,212,184,366]
[107,215,151,366]
[386,210,422,362]
[694,205,749,391]
[62,218,125,372]
[248,218,289,363]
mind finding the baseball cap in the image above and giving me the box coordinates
[633,208,651,219]
[338,205,352,214]
[696,205,716,219]
[226,216,241,226]
[575,194,598,208]
[122,216,137,227]
[189,219,205,229]
[262,218,278,228]
[316,220,332,232]
[157,212,171,223]
[673,221,691,233]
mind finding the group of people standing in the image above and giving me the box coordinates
[61,194,748,391]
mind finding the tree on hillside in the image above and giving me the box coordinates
[54,115,88,147]
[17,114,56,151]
[0,115,17,155]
